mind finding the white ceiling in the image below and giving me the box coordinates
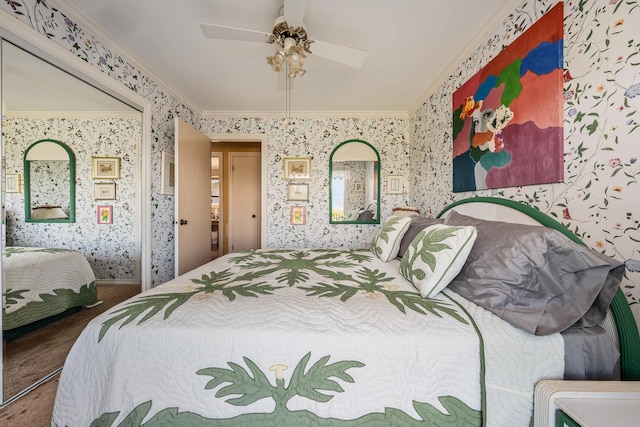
[52,0,520,115]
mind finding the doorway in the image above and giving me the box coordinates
[210,152,222,260]
[209,139,262,254]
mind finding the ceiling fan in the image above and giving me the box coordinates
[200,0,368,78]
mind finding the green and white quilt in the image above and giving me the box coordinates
[2,247,97,330]
[52,249,563,426]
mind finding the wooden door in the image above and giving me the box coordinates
[174,117,211,276]
[228,152,261,251]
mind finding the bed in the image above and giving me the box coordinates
[2,246,97,337]
[51,197,640,426]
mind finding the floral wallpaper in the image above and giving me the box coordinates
[3,116,141,281]
[409,0,640,325]
[199,117,410,249]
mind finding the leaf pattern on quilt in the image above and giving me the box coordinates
[98,269,281,342]
[301,266,469,324]
[2,247,73,258]
[3,288,28,307]
[229,249,369,287]
[88,353,481,426]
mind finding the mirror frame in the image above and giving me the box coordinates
[329,139,381,225]
[23,138,76,223]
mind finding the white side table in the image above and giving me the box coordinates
[534,380,640,427]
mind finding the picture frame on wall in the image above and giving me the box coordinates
[290,206,306,225]
[386,175,404,194]
[97,205,113,224]
[283,157,312,180]
[161,151,175,195]
[287,183,309,201]
[353,181,363,192]
[5,173,21,193]
[92,157,121,179]
[94,182,116,200]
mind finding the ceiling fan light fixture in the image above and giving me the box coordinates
[285,45,307,78]
[267,50,286,73]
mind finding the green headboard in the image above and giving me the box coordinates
[437,196,640,380]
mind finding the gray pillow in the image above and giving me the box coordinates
[444,210,624,336]
[397,216,445,258]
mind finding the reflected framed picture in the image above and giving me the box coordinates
[92,157,120,179]
[94,182,116,200]
[386,175,404,194]
[283,157,312,180]
[5,173,21,193]
[353,181,363,192]
[161,151,175,195]
[287,183,309,201]
[97,205,113,224]
[290,206,306,225]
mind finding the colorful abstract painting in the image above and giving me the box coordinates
[452,3,564,192]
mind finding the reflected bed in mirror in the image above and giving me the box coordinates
[329,139,380,224]
[23,139,76,223]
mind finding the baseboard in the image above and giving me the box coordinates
[95,279,141,286]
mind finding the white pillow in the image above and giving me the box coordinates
[399,224,477,297]
[370,215,412,262]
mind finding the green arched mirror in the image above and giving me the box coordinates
[23,139,76,223]
[329,139,380,224]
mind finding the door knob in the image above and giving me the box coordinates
[180,219,188,225]
[252,214,256,218]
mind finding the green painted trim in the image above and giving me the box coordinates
[437,196,640,380]
[329,139,381,225]
[23,139,76,223]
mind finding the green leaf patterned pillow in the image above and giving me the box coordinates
[370,215,412,262]
[399,224,477,297]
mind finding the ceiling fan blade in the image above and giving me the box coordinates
[311,40,368,68]
[284,0,307,27]
[200,23,270,43]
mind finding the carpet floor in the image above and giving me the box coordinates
[0,284,139,426]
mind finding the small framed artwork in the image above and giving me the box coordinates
[161,151,175,195]
[92,157,121,179]
[349,193,360,204]
[283,157,312,180]
[353,181,363,192]
[290,206,306,225]
[94,182,116,200]
[97,205,113,224]
[386,175,404,194]
[5,174,21,193]
[287,183,309,201]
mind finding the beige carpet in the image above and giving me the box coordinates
[0,284,139,425]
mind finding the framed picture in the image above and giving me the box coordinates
[283,157,312,180]
[287,183,309,201]
[161,151,175,195]
[386,175,404,194]
[290,206,306,225]
[94,182,116,200]
[92,157,121,179]
[353,180,363,192]
[5,173,21,193]
[97,205,113,224]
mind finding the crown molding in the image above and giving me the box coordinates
[407,0,524,117]
[201,110,409,120]
[6,111,142,119]
[51,0,202,116]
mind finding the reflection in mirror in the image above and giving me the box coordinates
[24,139,76,223]
[329,140,380,224]
[1,38,143,405]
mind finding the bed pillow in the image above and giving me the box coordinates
[370,215,412,262]
[399,224,477,298]
[444,210,624,336]
[397,216,445,258]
